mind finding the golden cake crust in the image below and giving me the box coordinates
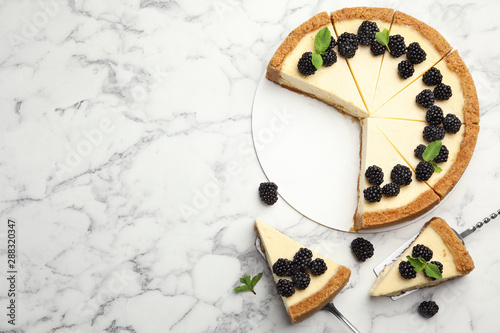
[444,50,480,124]
[354,189,440,230]
[331,7,394,23]
[254,222,351,324]
[428,217,475,274]
[432,124,479,197]
[266,12,331,82]
[393,11,452,56]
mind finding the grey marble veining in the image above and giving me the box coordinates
[0,0,499,332]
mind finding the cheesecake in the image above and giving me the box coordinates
[255,219,351,324]
[354,118,440,229]
[370,217,474,296]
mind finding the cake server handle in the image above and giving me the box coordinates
[458,208,500,240]
[322,303,361,333]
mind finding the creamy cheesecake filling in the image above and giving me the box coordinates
[370,225,460,296]
[279,25,368,118]
[255,219,341,308]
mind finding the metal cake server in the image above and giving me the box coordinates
[373,208,500,300]
[255,237,361,333]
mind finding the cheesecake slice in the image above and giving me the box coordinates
[255,219,351,324]
[372,118,479,197]
[371,50,480,124]
[331,7,394,113]
[371,11,452,112]
[354,118,440,230]
[370,217,474,296]
[266,12,368,118]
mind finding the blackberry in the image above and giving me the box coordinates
[416,161,434,181]
[425,105,444,125]
[293,248,312,272]
[326,36,337,50]
[292,271,311,290]
[406,42,426,64]
[414,144,426,160]
[422,67,443,86]
[259,182,278,205]
[321,48,337,67]
[350,238,374,262]
[418,301,439,318]
[398,60,414,79]
[370,39,386,56]
[423,125,445,142]
[272,258,293,277]
[337,32,359,58]
[434,83,452,100]
[390,164,413,186]
[424,261,444,280]
[363,185,382,203]
[416,89,435,108]
[412,244,433,261]
[388,34,406,58]
[399,261,417,279]
[309,258,327,275]
[365,165,384,185]
[382,182,400,197]
[276,279,295,297]
[357,21,379,46]
[434,145,449,163]
[297,52,317,76]
[442,114,461,133]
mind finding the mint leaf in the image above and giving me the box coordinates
[251,272,263,288]
[423,140,442,162]
[234,272,263,295]
[314,27,331,54]
[431,161,442,173]
[234,285,252,292]
[375,29,390,51]
[424,263,443,280]
[407,256,426,272]
[311,53,323,69]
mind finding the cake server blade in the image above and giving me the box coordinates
[255,237,361,333]
[373,209,500,300]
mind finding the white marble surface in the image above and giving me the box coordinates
[0,0,500,332]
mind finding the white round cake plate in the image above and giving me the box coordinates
[251,71,449,233]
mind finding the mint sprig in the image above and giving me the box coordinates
[314,27,331,55]
[406,256,443,280]
[422,140,443,172]
[234,272,263,294]
[375,28,390,52]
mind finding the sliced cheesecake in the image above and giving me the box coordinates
[331,7,394,113]
[371,50,480,124]
[370,217,474,296]
[354,118,440,230]
[371,11,452,112]
[255,219,351,324]
[372,118,479,197]
[266,12,368,118]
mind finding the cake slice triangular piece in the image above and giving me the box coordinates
[354,118,439,230]
[370,217,474,296]
[371,11,452,112]
[255,219,351,324]
[331,7,394,113]
[266,12,368,118]
[371,50,480,124]
[372,118,479,197]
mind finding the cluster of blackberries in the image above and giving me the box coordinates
[297,36,338,76]
[363,164,409,202]
[399,244,443,279]
[274,248,328,297]
[397,42,427,79]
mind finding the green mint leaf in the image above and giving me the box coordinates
[244,273,252,286]
[424,263,443,280]
[314,27,331,54]
[251,272,263,288]
[431,161,442,173]
[234,285,252,292]
[375,29,390,51]
[311,53,323,69]
[423,140,442,162]
[240,277,246,284]
[407,256,425,272]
